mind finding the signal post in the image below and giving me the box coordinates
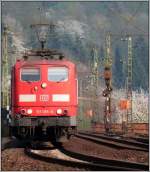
[102,33,113,134]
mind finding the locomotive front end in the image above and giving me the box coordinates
[10,58,78,142]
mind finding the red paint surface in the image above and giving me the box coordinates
[11,59,78,117]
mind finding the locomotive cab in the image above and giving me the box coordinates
[10,51,78,142]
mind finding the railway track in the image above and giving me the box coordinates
[131,136,149,144]
[2,137,30,151]
[76,132,149,151]
[79,131,149,148]
[24,141,149,171]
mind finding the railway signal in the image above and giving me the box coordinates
[103,33,113,134]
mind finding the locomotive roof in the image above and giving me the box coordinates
[15,58,75,67]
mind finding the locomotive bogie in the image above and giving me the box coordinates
[10,126,77,142]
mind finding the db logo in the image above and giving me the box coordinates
[40,95,49,101]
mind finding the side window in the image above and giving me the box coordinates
[21,68,40,81]
[48,67,68,82]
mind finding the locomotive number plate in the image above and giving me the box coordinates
[40,95,49,101]
[36,109,54,114]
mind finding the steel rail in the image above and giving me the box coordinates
[78,132,149,150]
[75,133,148,152]
[132,136,149,144]
[25,145,149,171]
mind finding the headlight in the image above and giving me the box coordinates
[56,109,63,115]
[27,109,32,114]
[41,82,47,88]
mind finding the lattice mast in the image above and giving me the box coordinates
[91,47,99,96]
[126,36,133,130]
[2,26,10,109]
[91,47,100,123]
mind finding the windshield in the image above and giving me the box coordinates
[48,67,68,82]
[21,68,40,81]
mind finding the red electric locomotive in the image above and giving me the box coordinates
[10,50,78,142]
